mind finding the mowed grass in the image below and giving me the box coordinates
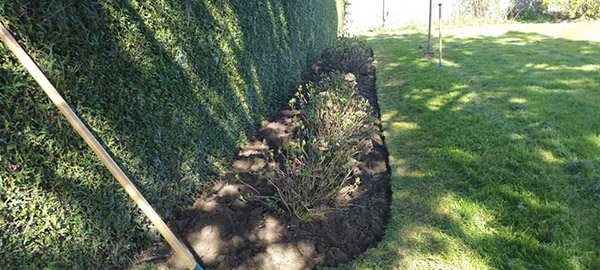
[331,22,600,270]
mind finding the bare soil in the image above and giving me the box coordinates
[148,56,391,270]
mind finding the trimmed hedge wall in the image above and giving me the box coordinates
[0,0,339,268]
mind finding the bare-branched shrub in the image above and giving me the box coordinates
[457,0,516,21]
[322,37,373,75]
[265,73,375,219]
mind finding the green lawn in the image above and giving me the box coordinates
[334,22,600,270]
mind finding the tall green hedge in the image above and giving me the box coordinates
[0,0,339,268]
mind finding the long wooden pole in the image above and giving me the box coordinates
[438,3,443,68]
[0,21,202,270]
[427,0,433,55]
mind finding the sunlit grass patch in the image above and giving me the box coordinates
[338,21,600,270]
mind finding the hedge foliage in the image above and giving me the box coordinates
[542,0,600,19]
[0,0,340,268]
[516,0,600,20]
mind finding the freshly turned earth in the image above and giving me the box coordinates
[149,56,391,270]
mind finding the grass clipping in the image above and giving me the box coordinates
[264,73,376,219]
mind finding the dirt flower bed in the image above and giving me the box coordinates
[147,43,390,270]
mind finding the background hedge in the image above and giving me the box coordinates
[0,0,340,268]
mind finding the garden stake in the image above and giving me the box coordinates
[424,0,434,59]
[0,21,203,270]
[439,3,443,68]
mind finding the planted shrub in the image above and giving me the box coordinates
[322,37,373,75]
[265,73,375,219]
[295,73,374,155]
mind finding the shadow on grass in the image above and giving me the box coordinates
[334,29,600,270]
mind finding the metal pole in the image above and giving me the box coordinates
[0,21,204,270]
[438,3,443,68]
[425,0,433,59]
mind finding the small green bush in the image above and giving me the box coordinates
[535,0,600,19]
[562,0,600,19]
[321,37,373,75]
[266,73,375,219]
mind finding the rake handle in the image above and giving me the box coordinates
[439,3,443,68]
